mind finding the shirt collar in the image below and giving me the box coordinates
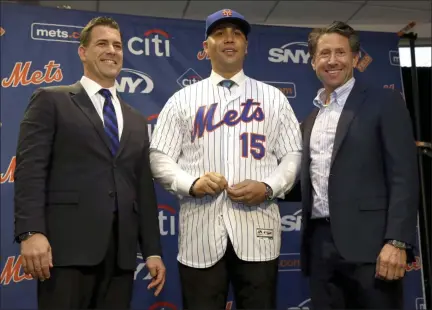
[210,69,247,87]
[313,77,356,108]
[80,76,118,99]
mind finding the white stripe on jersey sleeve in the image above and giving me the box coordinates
[274,92,303,159]
[150,96,182,161]
[150,94,198,196]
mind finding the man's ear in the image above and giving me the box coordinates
[311,56,316,71]
[78,45,86,62]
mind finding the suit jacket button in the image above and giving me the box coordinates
[108,191,115,197]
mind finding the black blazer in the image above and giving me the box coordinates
[14,82,162,270]
[285,82,419,276]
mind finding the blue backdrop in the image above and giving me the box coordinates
[0,2,425,310]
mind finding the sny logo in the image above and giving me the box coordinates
[128,29,171,57]
[1,60,63,88]
[268,42,310,64]
[281,209,302,232]
[116,68,154,94]
[177,68,203,88]
[1,156,15,184]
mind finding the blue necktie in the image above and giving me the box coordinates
[220,79,235,89]
[99,89,119,156]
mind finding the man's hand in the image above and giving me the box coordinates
[376,243,407,281]
[20,233,53,281]
[227,180,267,206]
[192,172,228,198]
[146,257,166,296]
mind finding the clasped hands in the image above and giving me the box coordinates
[191,172,267,206]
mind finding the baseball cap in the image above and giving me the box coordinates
[205,9,251,39]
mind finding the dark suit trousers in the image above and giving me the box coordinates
[37,214,134,309]
[308,219,403,309]
[178,238,279,310]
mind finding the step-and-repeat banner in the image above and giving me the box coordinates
[0,2,425,309]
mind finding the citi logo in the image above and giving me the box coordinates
[158,205,177,236]
[128,29,171,57]
[177,68,203,88]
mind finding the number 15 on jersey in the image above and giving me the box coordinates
[240,133,266,160]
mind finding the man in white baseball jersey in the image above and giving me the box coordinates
[150,9,302,310]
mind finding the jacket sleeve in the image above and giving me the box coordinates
[14,88,56,239]
[380,90,419,246]
[137,116,163,259]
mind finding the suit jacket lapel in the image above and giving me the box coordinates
[303,108,319,160]
[301,109,319,185]
[115,96,132,159]
[70,82,112,153]
[330,83,368,167]
[300,108,319,214]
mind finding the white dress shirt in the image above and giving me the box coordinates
[310,77,355,218]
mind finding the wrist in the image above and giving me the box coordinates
[261,182,274,200]
[189,178,200,197]
[16,231,39,243]
[386,239,407,250]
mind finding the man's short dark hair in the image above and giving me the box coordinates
[80,16,121,47]
[308,21,360,59]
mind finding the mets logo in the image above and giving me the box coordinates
[191,100,264,144]
[356,47,373,72]
[222,9,232,17]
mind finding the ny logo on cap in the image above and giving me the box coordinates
[222,9,232,17]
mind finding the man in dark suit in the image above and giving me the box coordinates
[14,16,166,309]
[296,21,419,309]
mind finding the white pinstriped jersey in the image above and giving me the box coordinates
[150,70,302,268]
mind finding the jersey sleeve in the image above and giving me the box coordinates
[274,92,303,159]
[261,91,302,198]
[150,94,183,161]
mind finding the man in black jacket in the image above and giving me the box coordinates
[287,21,418,309]
[14,16,165,309]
